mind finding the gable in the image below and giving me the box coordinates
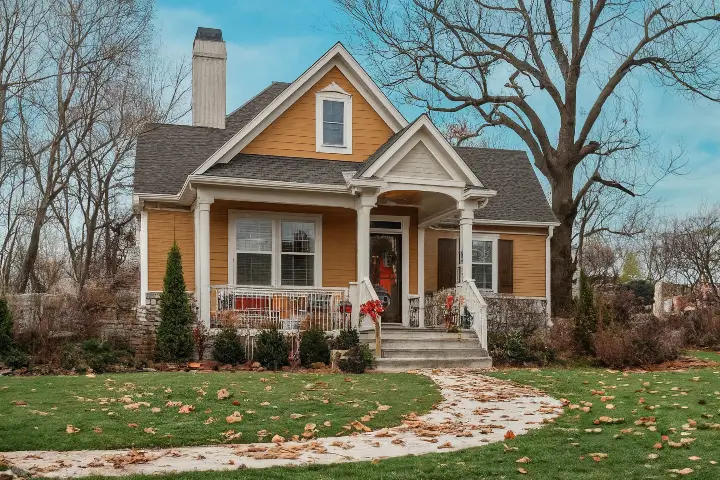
[241,66,394,162]
[386,141,452,180]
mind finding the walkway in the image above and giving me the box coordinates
[3,369,563,478]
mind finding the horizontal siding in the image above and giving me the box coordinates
[388,142,450,180]
[147,209,195,292]
[210,201,356,288]
[241,66,394,161]
[500,233,546,297]
[423,226,547,297]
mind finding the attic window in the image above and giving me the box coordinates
[323,100,344,146]
[316,84,352,154]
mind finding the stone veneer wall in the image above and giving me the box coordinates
[6,291,162,360]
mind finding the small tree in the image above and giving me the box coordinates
[155,242,194,362]
[575,271,598,355]
[0,298,13,351]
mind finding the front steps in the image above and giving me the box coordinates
[359,324,492,371]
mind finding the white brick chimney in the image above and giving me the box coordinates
[192,27,226,129]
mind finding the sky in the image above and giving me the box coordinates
[155,0,720,214]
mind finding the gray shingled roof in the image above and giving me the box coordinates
[455,147,557,223]
[205,154,352,185]
[133,82,289,195]
[134,81,555,224]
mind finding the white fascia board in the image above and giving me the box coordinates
[361,115,483,187]
[473,219,561,227]
[189,174,350,193]
[462,188,498,200]
[191,43,408,176]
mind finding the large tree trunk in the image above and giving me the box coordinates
[550,171,576,316]
[17,199,49,292]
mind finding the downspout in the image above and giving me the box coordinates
[546,225,554,323]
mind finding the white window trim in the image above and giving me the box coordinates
[228,210,323,288]
[316,89,352,154]
[471,233,499,293]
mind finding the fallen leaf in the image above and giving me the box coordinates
[667,468,694,475]
[217,389,231,400]
[518,467,528,474]
[516,457,531,464]
[504,430,516,440]
[178,405,194,414]
[66,425,80,434]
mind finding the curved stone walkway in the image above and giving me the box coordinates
[3,369,564,478]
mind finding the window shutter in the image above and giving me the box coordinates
[498,239,514,294]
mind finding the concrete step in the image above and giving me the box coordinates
[368,338,481,349]
[373,356,492,371]
[360,330,477,341]
[381,348,487,359]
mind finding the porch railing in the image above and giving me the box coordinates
[457,279,488,350]
[210,285,351,332]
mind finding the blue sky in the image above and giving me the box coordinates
[156,0,719,214]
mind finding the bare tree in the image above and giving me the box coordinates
[336,0,720,313]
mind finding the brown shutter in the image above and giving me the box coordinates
[498,239,514,294]
[437,238,458,291]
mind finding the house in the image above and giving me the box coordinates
[133,28,558,368]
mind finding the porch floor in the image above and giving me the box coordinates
[360,325,491,371]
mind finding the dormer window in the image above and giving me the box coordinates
[316,83,352,154]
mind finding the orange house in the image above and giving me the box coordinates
[134,28,558,367]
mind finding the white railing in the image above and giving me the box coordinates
[211,285,351,332]
[457,280,488,350]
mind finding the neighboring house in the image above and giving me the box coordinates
[133,28,558,368]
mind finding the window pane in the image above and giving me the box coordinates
[281,254,314,286]
[323,100,344,123]
[472,264,493,290]
[237,253,271,285]
[281,221,315,253]
[472,240,492,263]
[236,219,272,252]
[323,122,343,146]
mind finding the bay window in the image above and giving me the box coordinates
[230,212,321,287]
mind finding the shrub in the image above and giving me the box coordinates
[594,314,683,368]
[212,328,247,365]
[0,297,12,352]
[193,322,211,360]
[667,308,720,349]
[338,344,374,373]
[624,279,655,306]
[1,346,30,370]
[60,338,134,373]
[299,327,330,367]
[155,242,194,362]
[575,271,597,354]
[330,329,360,350]
[254,328,289,370]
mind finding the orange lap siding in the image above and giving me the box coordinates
[210,201,357,287]
[147,209,195,291]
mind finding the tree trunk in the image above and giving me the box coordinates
[550,172,576,316]
[17,199,49,293]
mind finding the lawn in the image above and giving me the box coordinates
[83,358,720,479]
[0,371,440,451]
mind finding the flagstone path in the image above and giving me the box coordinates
[2,369,564,478]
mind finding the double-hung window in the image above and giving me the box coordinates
[471,235,498,292]
[231,212,321,287]
[316,86,352,154]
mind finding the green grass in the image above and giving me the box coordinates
[84,365,720,480]
[0,371,440,451]
[686,349,720,362]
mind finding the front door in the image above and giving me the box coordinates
[437,238,457,291]
[370,233,402,323]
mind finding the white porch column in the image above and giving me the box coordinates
[355,195,376,284]
[418,226,426,328]
[195,195,214,326]
[459,207,475,282]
